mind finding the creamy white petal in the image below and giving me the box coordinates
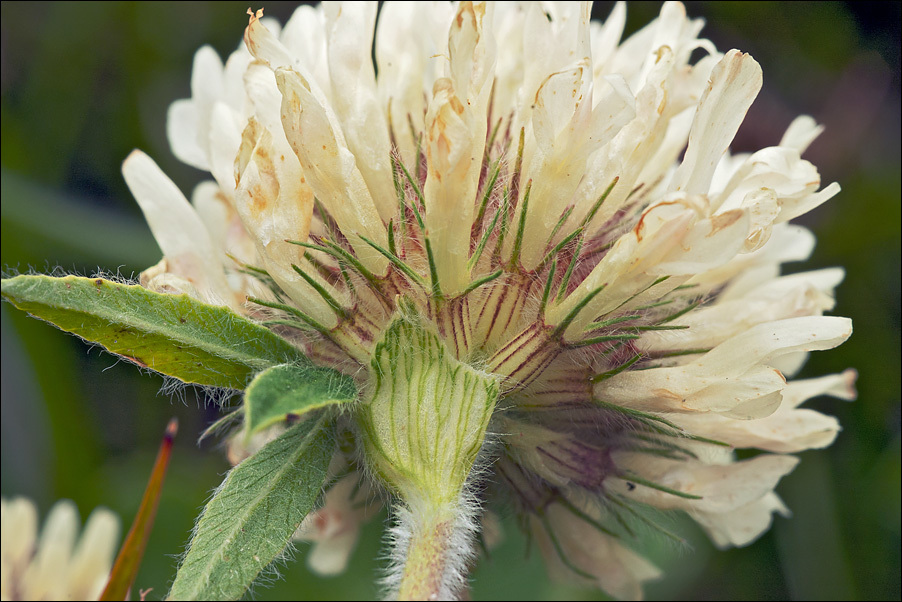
[667,403,842,453]
[785,369,859,408]
[167,99,207,170]
[307,529,359,576]
[324,1,397,222]
[670,50,762,196]
[693,492,790,548]
[583,45,682,233]
[21,500,79,599]
[294,474,376,576]
[780,115,824,154]
[778,181,841,224]
[65,508,120,600]
[551,195,749,336]
[533,502,661,601]
[600,317,851,415]
[641,268,843,351]
[687,223,817,293]
[281,4,331,97]
[422,1,496,294]
[207,101,245,196]
[1,497,38,581]
[590,2,627,80]
[123,150,232,304]
[376,1,454,166]
[611,453,799,514]
[275,67,389,277]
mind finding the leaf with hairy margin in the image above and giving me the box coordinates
[244,363,357,438]
[168,416,334,600]
[0,274,311,389]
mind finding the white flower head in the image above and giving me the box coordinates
[122,2,855,599]
[1,497,120,601]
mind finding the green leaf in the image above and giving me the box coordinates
[244,363,357,438]
[0,274,307,389]
[168,416,334,601]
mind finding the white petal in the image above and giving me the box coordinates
[66,507,120,600]
[376,1,454,165]
[281,4,330,96]
[600,317,851,415]
[697,316,852,376]
[166,99,208,170]
[122,150,232,304]
[668,403,842,453]
[612,453,799,514]
[781,369,858,409]
[780,115,824,154]
[324,1,396,222]
[670,50,762,195]
[687,223,817,292]
[778,181,841,224]
[421,2,495,293]
[21,500,79,600]
[207,101,244,196]
[306,530,358,576]
[591,2,627,75]
[1,497,38,578]
[293,474,375,576]
[190,45,225,103]
[640,268,843,351]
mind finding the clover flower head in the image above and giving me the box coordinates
[115,2,855,599]
[1,497,120,601]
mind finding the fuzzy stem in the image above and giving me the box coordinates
[392,496,476,601]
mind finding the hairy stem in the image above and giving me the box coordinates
[391,495,478,601]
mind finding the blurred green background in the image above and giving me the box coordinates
[1,2,898,600]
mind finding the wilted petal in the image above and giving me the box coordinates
[275,67,389,277]
[234,118,339,327]
[294,474,378,576]
[533,502,661,600]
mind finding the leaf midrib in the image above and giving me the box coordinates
[5,276,298,369]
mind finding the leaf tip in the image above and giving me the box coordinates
[165,417,179,442]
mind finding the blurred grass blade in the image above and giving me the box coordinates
[0,275,309,389]
[243,363,357,438]
[0,168,159,267]
[100,418,178,602]
[168,416,334,601]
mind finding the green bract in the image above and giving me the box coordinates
[359,315,500,506]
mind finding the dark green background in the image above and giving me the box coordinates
[1,2,899,600]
